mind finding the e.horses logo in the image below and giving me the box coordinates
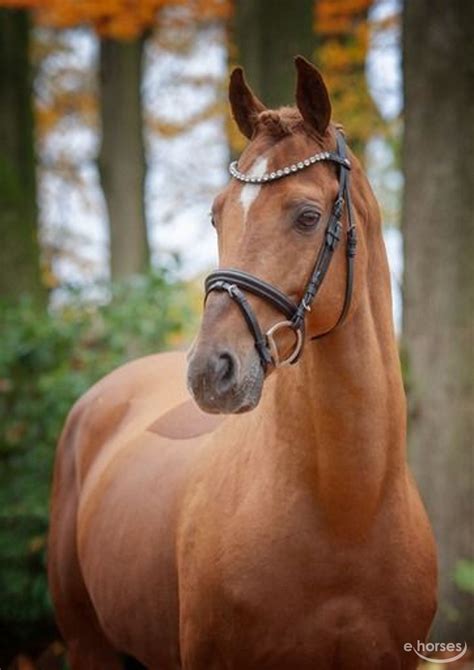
[404,640,468,664]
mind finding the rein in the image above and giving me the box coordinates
[205,130,357,370]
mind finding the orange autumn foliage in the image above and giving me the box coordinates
[316,0,373,34]
[314,0,383,154]
[36,90,96,136]
[0,0,233,38]
[149,99,226,138]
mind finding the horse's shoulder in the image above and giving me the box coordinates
[60,350,191,483]
[148,398,225,440]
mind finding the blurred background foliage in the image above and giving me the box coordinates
[0,0,472,666]
[0,271,198,661]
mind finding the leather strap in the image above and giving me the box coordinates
[205,269,297,320]
[311,133,357,339]
[205,279,273,368]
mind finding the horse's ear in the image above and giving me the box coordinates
[229,67,267,140]
[294,56,331,136]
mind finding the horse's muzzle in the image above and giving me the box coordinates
[187,345,264,414]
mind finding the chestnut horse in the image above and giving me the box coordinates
[48,58,437,669]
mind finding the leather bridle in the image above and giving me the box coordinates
[204,130,357,371]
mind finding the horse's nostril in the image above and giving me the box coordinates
[214,352,236,390]
[187,349,240,406]
[217,353,233,381]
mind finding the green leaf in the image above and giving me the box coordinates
[454,559,474,594]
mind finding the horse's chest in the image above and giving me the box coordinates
[179,560,400,670]
[177,488,435,670]
[180,520,351,667]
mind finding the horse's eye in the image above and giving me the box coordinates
[209,211,216,228]
[295,209,321,231]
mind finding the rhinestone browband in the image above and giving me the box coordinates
[229,151,351,184]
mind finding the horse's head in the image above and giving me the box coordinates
[188,57,370,414]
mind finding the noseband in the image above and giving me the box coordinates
[205,130,357,370]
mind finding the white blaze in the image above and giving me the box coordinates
[239,157,268,224]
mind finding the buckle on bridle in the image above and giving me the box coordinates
[266,321,304,368]
[224,283,238,298]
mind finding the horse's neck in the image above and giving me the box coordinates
[265,230,406,532]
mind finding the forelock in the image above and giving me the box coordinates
[254,107,343,147]
[255,107,304,139]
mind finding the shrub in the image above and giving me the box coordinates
[0,270,197,658]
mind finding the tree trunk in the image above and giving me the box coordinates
[99,38,150,281]
[0,9,45,304]
[228,0,316,157]
[402,0,474,643]
[233,0,316,109]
